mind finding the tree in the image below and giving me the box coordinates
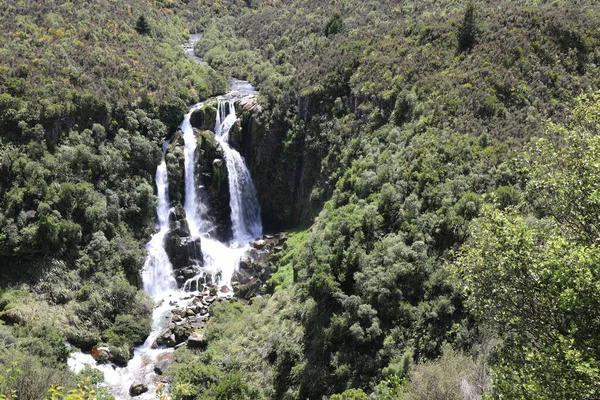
[457,1,478,53]
[135,15,152,36]
[325,13,345,37]
[456,93,600,398]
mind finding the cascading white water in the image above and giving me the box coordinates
[142,141,177,298]
[180,98,259,291]
[182,109,213,238]
[214,100,263,244]
[68,78,263,400]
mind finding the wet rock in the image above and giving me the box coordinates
[90,346,110,363]
[129,383,148,397]
[154,359,172,375]
[220,285,230,294]
[253,239,266,249]
[172,314,183,323]
[169,220,190,237]
[204,296,216,304]
[173,308,186,318]
[187,332,208,348]
[165,235,203,270]
[185,308,196,318]
[190,105,217,131]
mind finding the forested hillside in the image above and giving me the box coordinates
[0,1,224,397]
[1,0,600,399]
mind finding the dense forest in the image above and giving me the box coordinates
[1,0,600,399]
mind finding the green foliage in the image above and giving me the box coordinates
[135,15,152,36]
[168,291,304,399]
[456,94,600,398]
[102,313,151,348]
[325,14,345,37]
[211,373,263,400]
[457,1,479,53]
[189,1,600,397]
[330,388,368,400]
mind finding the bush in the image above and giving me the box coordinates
[325,14,345,37]
[135,15,152,36]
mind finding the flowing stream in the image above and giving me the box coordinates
[68,37,262,398]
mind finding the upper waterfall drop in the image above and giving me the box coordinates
[214,99,263,244]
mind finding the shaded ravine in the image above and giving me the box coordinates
[68,36,262,399]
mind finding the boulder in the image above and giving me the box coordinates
[156,329,176,347]
[253,239,266,249]
[108,345,131,366]
[90,346,110,363]
[187,332,208,348]
[154,359,172,376]
[129,384,148,397]
[172,322,193,344]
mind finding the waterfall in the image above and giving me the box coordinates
[180,98,261,291]
[68,79,263,399]
[214,100,263,244]
[182,108,213,238]
[141,141,177,298]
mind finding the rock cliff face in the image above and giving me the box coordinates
[240,107,324,232]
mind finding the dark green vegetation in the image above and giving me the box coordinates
[2,0,600,399]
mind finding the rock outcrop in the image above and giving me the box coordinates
[153,291,225,349]
[190,104,217,131]
[233,233,287,299]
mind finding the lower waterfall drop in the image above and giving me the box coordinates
[142,141,177,298]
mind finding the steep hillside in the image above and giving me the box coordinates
[162,0,600,399]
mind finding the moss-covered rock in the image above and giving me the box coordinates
[190,104,217,131]
[166,144,185,204]
[228,118,243,152]
[196,129,232,241]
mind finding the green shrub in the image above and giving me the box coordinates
[325,14,345,37]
